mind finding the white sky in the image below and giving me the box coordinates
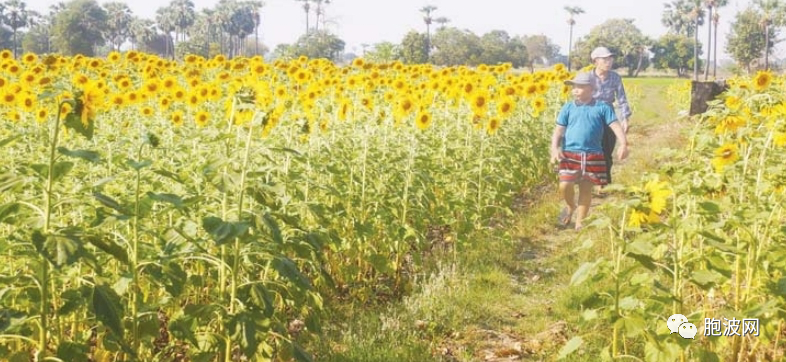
[27,0,777,61]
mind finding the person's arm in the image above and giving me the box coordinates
[551,125,566,164]
[551,105,570,163]
[614,74,632,132]
[608,122,628,160]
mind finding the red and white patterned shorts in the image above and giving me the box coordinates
[558,151,609,185]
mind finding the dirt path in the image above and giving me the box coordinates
[431,78,688,361]
[315,78,689,362]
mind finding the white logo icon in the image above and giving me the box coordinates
[667,314,688,334]
[679,322,698,339]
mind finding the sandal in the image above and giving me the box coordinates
[557,207,572,227]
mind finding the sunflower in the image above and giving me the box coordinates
[78,83,102,126]
[710,143,740,173]
[72,73,90,87]
[159,96,172,110]
[117,77,133,90]
[627,209,659,228]
[20,71,37,86]
[141,106,154,117]
[144,79,161,94]
[171,110,184,127]
[724,96,741,111]
[6,110,21,123]
[187,92,201,107]
[194,110,210,127]
[774,132,786,147]
[18,94,36,112]
[643,179,671,214]
[360,96,374,110]
[524,83,538,97]
[470,91,489,116]
[162,76,177,90]
[110,94,125,107]
[714,115,746,134]
[126,91,140,104]
[35,107,48,123]
[487,117,501,135]
[531,97,547,115]
[0,90,16,106]
[415,110,432,130]
[108,51,121,63]
[172,87,187,102]
[497,97,515,118]
[753,70,773,91]
[6,63,20,75]
[338,99,352,120]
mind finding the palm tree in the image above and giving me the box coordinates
[129,17,155,51]
[171,0,195,43]
[313,0,330,32]
[435,16,450,29]
[3,0,29,58]
[687,2,705,80]
[703,0,728,80]
[155,6,176,58]
[248,1,263,55]
[420,5,437,61]
[755,0,785,70]
[564,5,584,71]
[296,0,311,34]
[712,11,719,77]
[104,2,133,51]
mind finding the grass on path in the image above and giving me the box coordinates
[313,77,689,362]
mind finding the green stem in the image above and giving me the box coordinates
[360,128,368,223]
[477,131,485,219]
[230,111,256,315]
[38,101,67,360]
[131,143,145,352]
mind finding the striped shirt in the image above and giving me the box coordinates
[589,70,632,121]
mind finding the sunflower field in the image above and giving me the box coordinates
[569,70,786,361]
[0,49,571,361]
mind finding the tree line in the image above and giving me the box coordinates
[6,0,786,75]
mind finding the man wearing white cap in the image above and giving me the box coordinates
[588,46,631,190]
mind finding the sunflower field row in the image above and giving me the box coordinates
[0,49,569,361]
[570,72,786,361]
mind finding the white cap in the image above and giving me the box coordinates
[591,47,613,60]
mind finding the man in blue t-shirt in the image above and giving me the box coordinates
[550,72,629,230]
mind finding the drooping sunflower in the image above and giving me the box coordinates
[724,96,741,111]
[627,209,659,228]
[78,83,103,126]
[643,179,671,214]
[714,115,746,134]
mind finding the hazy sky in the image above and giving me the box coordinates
[28,0,776,61]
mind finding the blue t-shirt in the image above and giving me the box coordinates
[556,100,617,153]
